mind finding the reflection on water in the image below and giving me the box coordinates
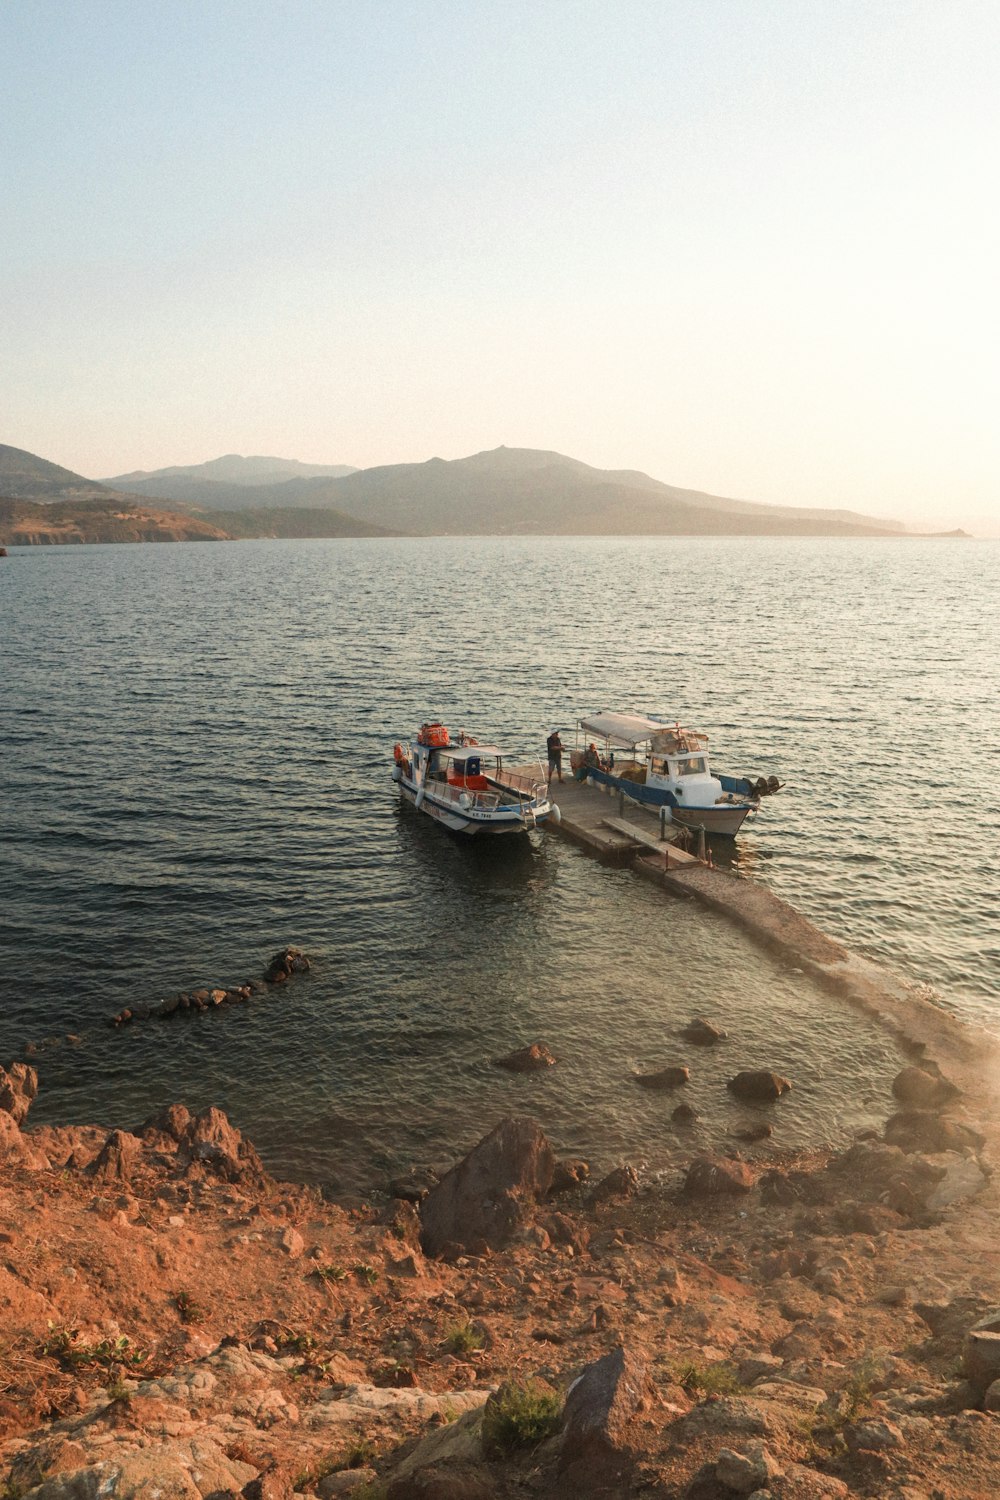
[1,535,996,1189]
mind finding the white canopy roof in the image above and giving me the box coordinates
[441,744,504,758]
[578,711,666,748]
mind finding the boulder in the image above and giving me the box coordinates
[0,1061,38,1123]
[0,1110,50,1170]
[962,1310,1000,1394]
[243,1465,296,1500]
[633,1065,689,1089]
[684,1155,755,1197]
[264,946,310,984]
[735,1123,773,1143]
[891,1065,960,1109]
[419,1116,554,1256]
[180,1106,267,1184]
[558,1345,656,1473]
[681,1018,728,1045]
[844,1417,904,1451]
[22,1437,256,1498]
[389,1166,440,1203]
[385,1407,489,1499]
[884,1110,984,1154]
[716,1441,783,1494]
[87,1129,143,1186]
[550,1158,590,1194]
[493,1042,556,1072]
[673,1103,699,1124]
[727,1071,791,1103]
[589,1164,640,1203]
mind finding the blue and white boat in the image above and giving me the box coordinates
[392,722,553,836]
[573,712,780,837]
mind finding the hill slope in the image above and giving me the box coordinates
[0,496,228,545]
[0,445,398,543]
[239,446,906,536]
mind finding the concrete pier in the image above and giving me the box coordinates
[545,772,847,965]
[534,771,1000,1170]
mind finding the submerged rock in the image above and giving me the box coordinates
[681,1018,728,1046]
[633,1064,690,1089]
[884,1110,984,1154]
[892,1065,961,1109]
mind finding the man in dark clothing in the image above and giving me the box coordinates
[546,729,564,784]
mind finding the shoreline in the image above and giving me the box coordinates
[2,947,1000,1497]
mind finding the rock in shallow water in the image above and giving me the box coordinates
[727,1070,792,1103]
[634,1064,690,1089]
[493,1042,556,1072]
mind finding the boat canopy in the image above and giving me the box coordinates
[440,745,504,759]
[578,712,665,748]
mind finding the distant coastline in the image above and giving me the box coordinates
[2,440,957,545]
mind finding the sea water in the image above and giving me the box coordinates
[1,536,995,1189]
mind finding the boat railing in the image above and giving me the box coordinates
[493,766,548,802]
[423,767,546,811]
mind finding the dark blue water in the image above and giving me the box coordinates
[2,536,995,1189]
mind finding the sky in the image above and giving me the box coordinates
[1,1,998,533]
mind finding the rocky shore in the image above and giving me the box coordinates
[3,1000,1000,1500]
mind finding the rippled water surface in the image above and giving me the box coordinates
[2,536,996,1189]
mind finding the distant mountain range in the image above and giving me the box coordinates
[104,453,357,494]
[2,440,915,543]
[0,444,388,545]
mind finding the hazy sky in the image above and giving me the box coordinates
[2,1,997,532]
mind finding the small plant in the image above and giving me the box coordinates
[352,1262,379,1286]
[39,1326,147,1372]
[340,1437,376,1470]
[673,1359,741,1397]
[481,1378,562,1456]
[277,1329,317,1355]
[313,1264,349,1284]
[840,1354,879,1422]
[444,1320,485,1355]
[173,1291,204,1324]
[106,1375,130,1404]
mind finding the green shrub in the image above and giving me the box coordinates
[444,1320,485,1355]
[673,1359,741,1396]
[481,1378,562,1456]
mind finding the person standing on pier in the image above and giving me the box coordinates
[546,728,565,784]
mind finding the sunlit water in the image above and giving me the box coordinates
[2,536,996,1190]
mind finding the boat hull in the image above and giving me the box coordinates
[397,780,548,836]
[582,768,754,837]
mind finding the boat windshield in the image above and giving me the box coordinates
[676,756,708,777]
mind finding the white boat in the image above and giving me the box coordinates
[391,722,554,836]
[574,712,781,837]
